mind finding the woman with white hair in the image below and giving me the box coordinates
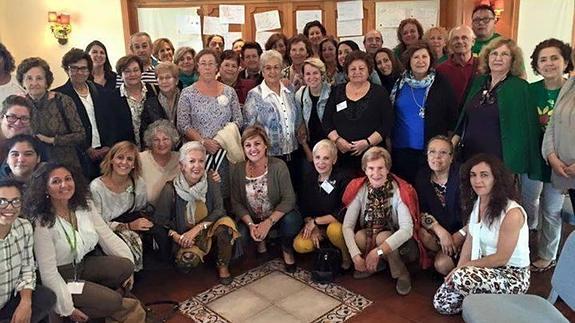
[244,50,304,179]
[293,139,351,269]
[153,141,239,284]
[295,58,332,161]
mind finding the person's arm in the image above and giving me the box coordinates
[243,89,260,127]
[53,94,86,146]
[228,88,244,129]
[230,163,251,217]
[89,180,123,231]
[203,177,225,223]
[457,228,472,267]
[272,160,297,214]
[89,203,134,263]
[322,86,337,136]
[34,225,75,316]
[375,87,394,143]
[463,207,525,268]
[176,89,199,141]
[342,187,364,259]
[13,221,36,322]
[378,191,413,255]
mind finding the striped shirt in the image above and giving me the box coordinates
[0,218,36,308]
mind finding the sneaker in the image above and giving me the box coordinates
[396,277,412,295]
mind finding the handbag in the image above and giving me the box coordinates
[311,247,342,284]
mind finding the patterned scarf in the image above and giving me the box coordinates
[363,176,395,231]
[389,69,436,109]
[173,172,208,226]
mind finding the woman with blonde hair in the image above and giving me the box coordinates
[90,141,151,271]
[293,139,351,269]
[153,38,175,63]
[452,38,541,182]
[423,27,449,65]
[173,47,198,88]
[295,57,332,161]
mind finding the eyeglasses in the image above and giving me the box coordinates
[0,198,22,209]
[198,62,216,68]
[68,66,89,73]
[263,65,281,72]
[472,17,495,24]
[427,150,451,157]
[3,114,31,124]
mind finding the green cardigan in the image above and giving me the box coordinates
[458,74,544,180]
[230,157,297,219]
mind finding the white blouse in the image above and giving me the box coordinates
[89,176,148,230]
[33,201,133,316]
[469,199,530,267]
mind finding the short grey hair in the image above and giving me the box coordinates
[143,119,180,149]
[447,25,475,43]
[259,50,283,70]
[179,141,206,163]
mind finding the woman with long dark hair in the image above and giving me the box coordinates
[433,154,530,315]
[85,40,117,91]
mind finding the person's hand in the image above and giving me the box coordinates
[180,225,203,248]
[209,170,221,183]
[310,228,323,249]
[11,299,31,323]
[96,146,110,160]
[281,78,291,88]
[352,254,367,272]
[86,147,99,160]
[365,248,381,272]
[565,162,575,177]
[302,219,316,240]
[435,226,456,256]
[335,138,353,154]
[350,139,370,156]
[122,275,134,290]
[35,134,55,145]
[297,126,308,145]
[129,218,154,231]
[249,224,261,241]
[444,266,460,284]
[548,154,569,178]
[203,138,221,155]
[69,308,89,322]
[253,219,273,241]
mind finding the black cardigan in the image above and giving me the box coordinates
[53,80,123,149]
[419,73,458,143]
[105,83,159,146]
[414,163,463,233]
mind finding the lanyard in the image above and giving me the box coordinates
[57,213,79,281]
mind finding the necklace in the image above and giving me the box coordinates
[247,160,268,178]
[410,86,425,118]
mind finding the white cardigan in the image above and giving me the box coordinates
[33,201,133,316]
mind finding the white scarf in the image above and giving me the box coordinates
[173,172,208,226]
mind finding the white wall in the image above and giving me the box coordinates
[517,0,574,82]
[0,0,126,86]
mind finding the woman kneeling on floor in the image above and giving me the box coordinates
[433,154,530,315]
[231,126,303,273]
[293,139,351,270]
[342,147,427,296]
[153,141,239,285]
[25,163,145,322]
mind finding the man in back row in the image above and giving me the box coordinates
[471,4,501,55]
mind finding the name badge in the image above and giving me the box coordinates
[320,180,335,194]
[67,281,85,294]
[336,101,348,112]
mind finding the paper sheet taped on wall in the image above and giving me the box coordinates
[409,8,437,28]
[375,1,439,31]
[204,16,228,35]
[337,1,364,21]
[226,32,243,49]
[254,10,281,31]
[219,5,245,24]
[176,15,201,35]
[255,31,276,49]
[381,28,399,49]
[337,19,363,37]
[376,8,406,28]
[296,10,322,34]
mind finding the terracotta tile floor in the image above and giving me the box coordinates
[134,225,575,322]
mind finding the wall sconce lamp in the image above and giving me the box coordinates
[493,0,505,21]
[48,12,72,45]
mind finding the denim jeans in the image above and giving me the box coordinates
[238,209,303,253]
[520,174,565,261]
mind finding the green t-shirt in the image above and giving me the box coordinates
[472,33,501,56]
[533,80,561,132]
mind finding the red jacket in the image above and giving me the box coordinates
[342,174,432,269]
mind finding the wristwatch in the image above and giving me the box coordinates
[202,223,209,230]
[376,248,384,257]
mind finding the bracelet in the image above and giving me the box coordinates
[365,138,371,146]
[458,228,467,237]
[202,223,209,230]
[247,222,255,227]
[179,234,184,241]
[268,217,276,225]
[334,136,341,143]
[127,222,132,230]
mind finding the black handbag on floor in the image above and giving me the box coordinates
[311,247,342,284]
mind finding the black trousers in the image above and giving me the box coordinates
[0,285,56,323]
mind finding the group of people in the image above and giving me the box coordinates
[0,3,574,321]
